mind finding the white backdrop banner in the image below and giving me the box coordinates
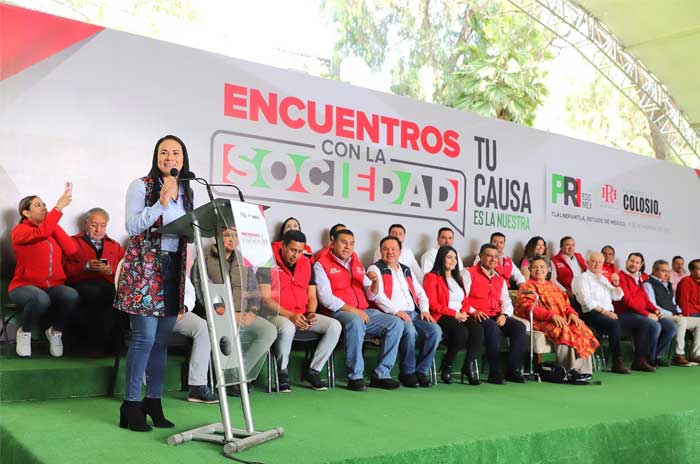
[1,4,698,290]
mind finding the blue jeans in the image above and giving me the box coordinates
[398,311,442,375]
[331,308,403,380]
[8,285,80,332]
[619,312,678,359]
[124,314,177,401]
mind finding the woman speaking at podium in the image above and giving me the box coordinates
[115,135,195,432]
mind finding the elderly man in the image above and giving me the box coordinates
[670,256,687,290]
[315,229,404,391]
[421,227,460,275]
[614,253,677,371]
[369,236,442,388]
[64,207,124,357]
[551,236,587,295]
[465,243,527,384]
[572,252,629,374]
[373,224,423,282]
[644,259,700,365]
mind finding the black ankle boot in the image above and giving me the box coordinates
[119,400,151,432]
[143,397,174,428]
[440,362,453,384]
[461,359,481,386]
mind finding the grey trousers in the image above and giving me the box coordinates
[555,345,593,375]
[173,312,210,386]
[273,313,342,372]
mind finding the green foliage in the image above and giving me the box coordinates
[324,0,553,125]
[565,72,655,157]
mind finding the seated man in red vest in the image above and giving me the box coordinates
[472,232,525,289]
[368,236,442,388]
[314,229,404,392]
[676,259,700,318]
[550,236,587,297]
[63,207,125,356]
[614,253,677,371]
[259,230,342,392]
[465,243,527,384]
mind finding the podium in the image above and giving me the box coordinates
[157,198,283,456]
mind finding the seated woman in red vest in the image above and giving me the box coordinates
[273,217,313,262]
[518,235,548,281]
[423,245,483,385]
[8,184,80,358]
[516,256,599,375]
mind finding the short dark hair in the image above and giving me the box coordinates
[380,235,402,250]
[437,227,453,237]
[282,230,306,246]
[672,256,684,263]
[335,229,354,240]
[528,255,549,269]
[627,252,644,262]
[560,236,574,248]
[388,224,405,234]
[652,259,669,273]
[329,223,346,240]
[490,232,506,241]
[479,243,498,255]
[601,245,615,254]
[689,259,700,272]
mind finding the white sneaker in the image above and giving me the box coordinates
[45,327,63,357]
[16,328,31,357]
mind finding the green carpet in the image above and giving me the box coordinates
[1,367,700,463]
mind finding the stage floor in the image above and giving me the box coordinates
[2,366,700,463]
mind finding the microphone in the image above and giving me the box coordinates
[169,167,197,181]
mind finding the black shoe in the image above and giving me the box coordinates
[461,359,481,386]
[653,358,670,367]
[416,372,431,388]
[226,383,253,397]
[347,379,368,392]
[398,372,419,388]
[440,363,453,384]
[369,376,401,390]
[142,397,174,428]
[487,372,506,385]
[187,385,219,404]
[505,369,527,384]
[278,370,291,393]
[303,369,328,391]
[119,400,151,432]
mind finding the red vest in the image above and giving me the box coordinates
[495,255,514,280]
[551,252,587,291]
[372,260,418,311]
[317,251,369,310]
[271,249,311,315]
[466,265,505,317]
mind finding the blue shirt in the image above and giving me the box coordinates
[125,178,187,252]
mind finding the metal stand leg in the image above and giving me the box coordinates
[523,292,541,382]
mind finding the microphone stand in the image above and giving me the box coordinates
[520,290,542,382]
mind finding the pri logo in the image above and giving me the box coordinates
[601,184,617,204]
[551,173,592,209]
